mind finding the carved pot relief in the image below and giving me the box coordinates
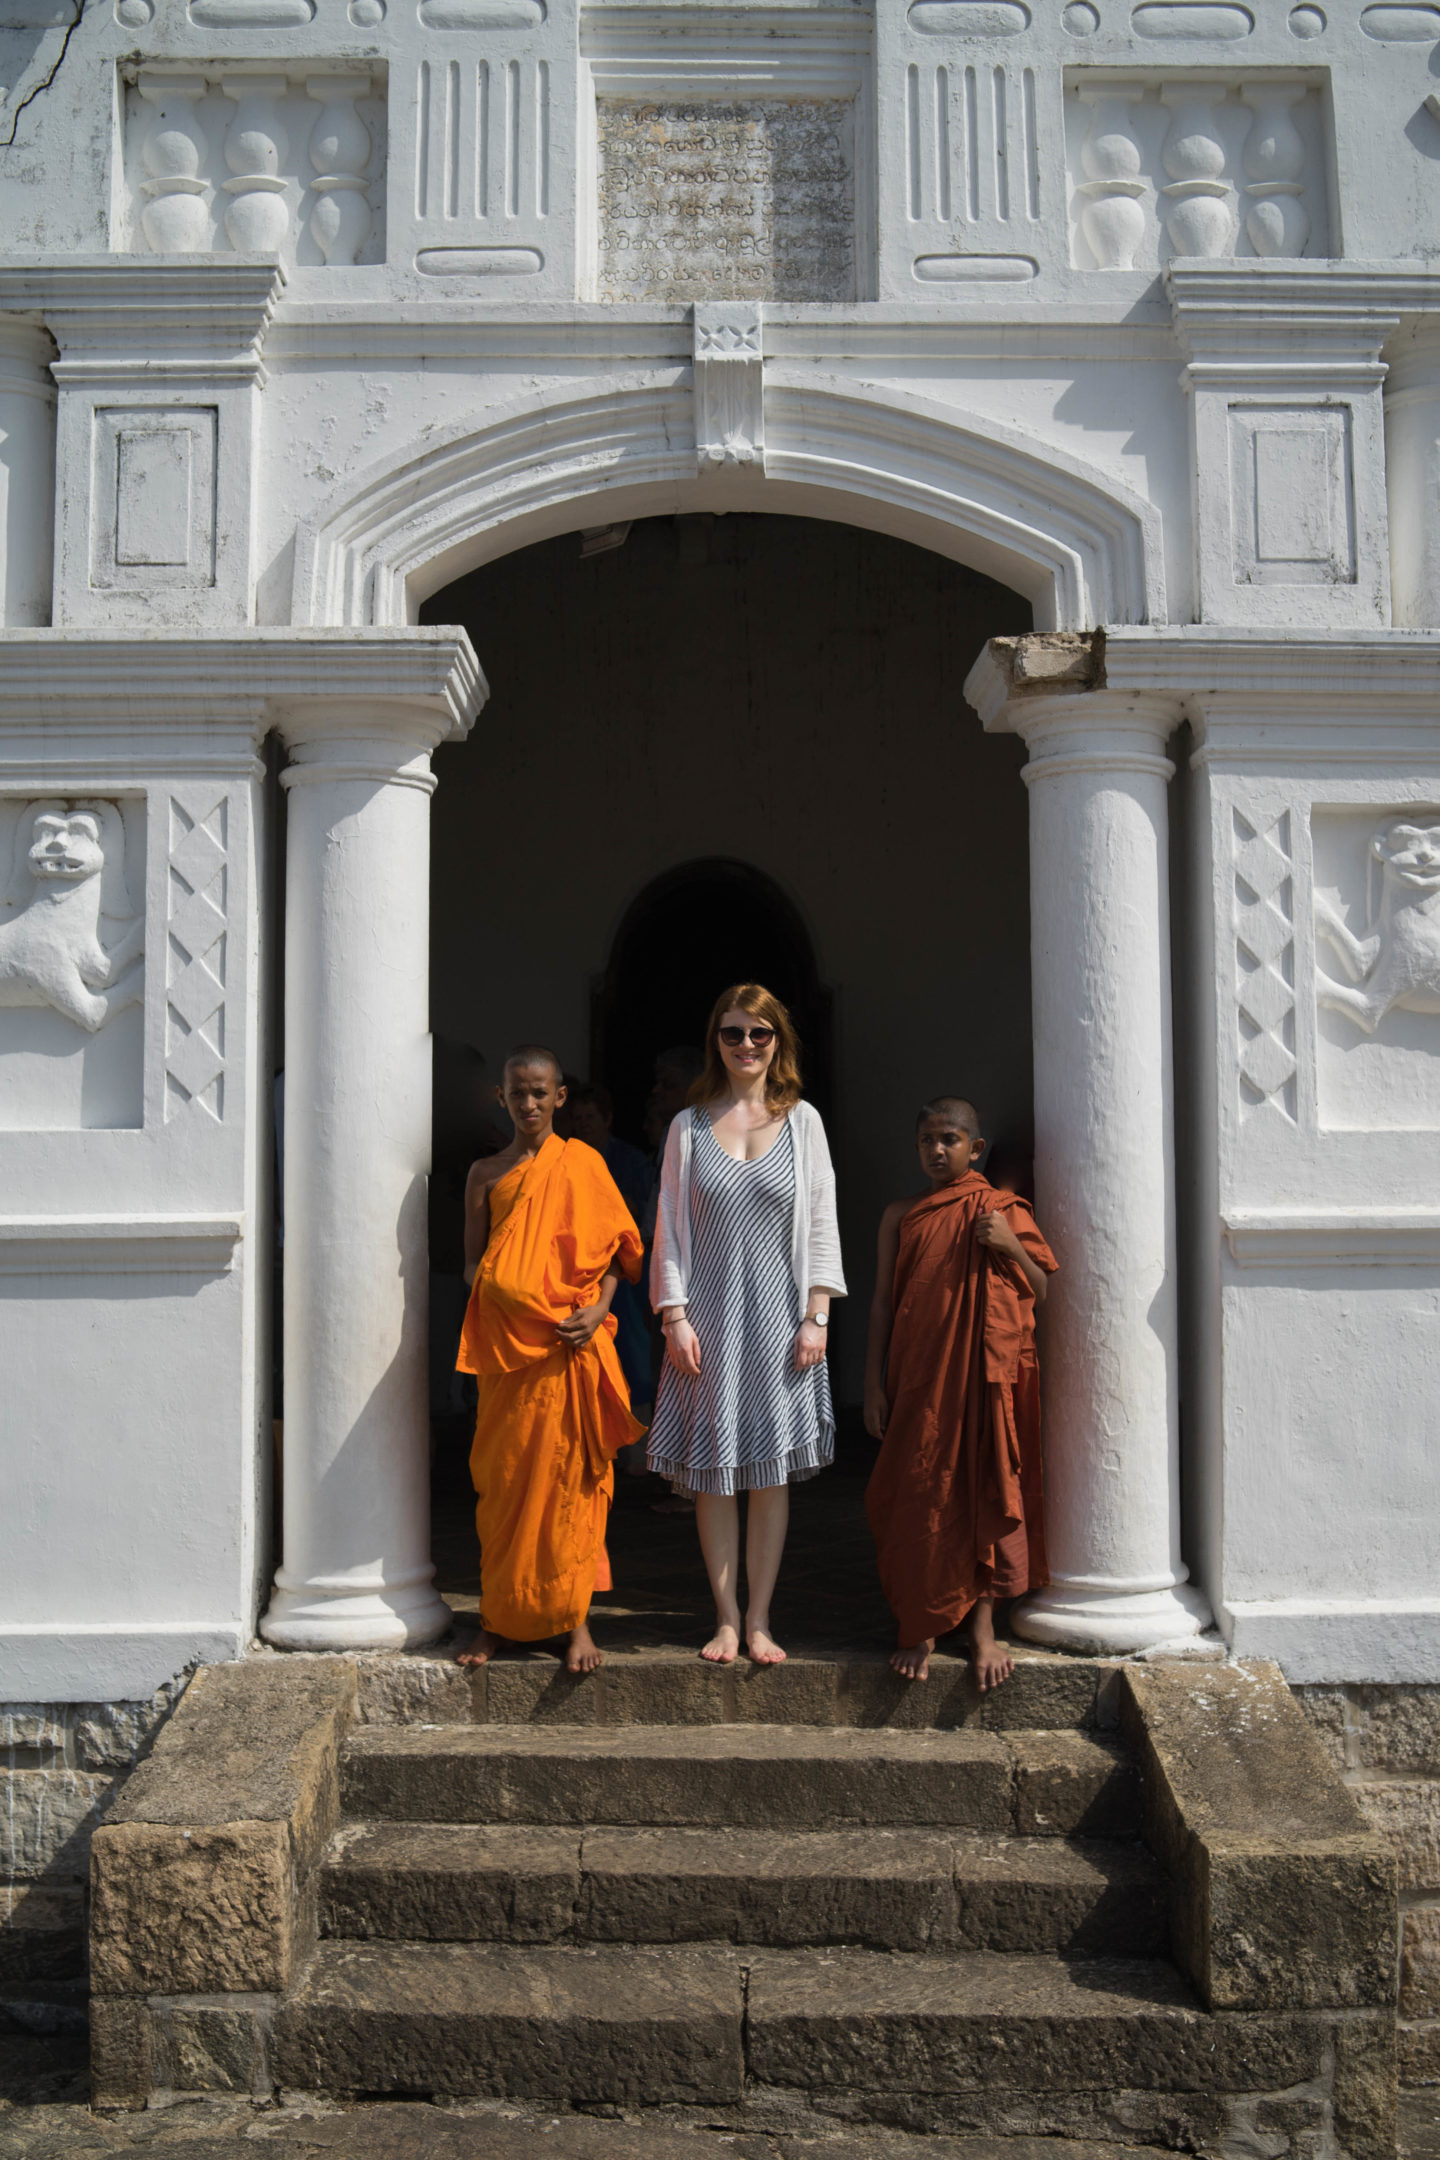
[0,797,146,1132]
[1064,72,1327,271]
[121,68,386,268]
[1313,808,1440,1131]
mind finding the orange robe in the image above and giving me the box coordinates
[866,1172,1057,1645]
[457,1135,644,1641]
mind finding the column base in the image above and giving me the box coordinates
[1012,1581,1215,1656]
[260,1578,454,1651]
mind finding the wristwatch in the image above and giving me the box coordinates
[804,1311,829,1328]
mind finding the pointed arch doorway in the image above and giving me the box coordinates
[592,856,833,1144]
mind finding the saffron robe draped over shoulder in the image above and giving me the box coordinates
[457,1135,644,1641]
[865,1172,1057,1645]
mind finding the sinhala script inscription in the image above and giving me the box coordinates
[597,99,855,304]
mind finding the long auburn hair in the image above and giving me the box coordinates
[690,983,804,1115]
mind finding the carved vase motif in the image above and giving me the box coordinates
[1076,86,1147,270]
[138,73,210,254]
[307,76,373,266]
[1241,81,1309,257]
[1159,87,1231,259]
[221,76,292,256]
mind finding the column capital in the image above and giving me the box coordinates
[966,634,1181,783]
[267,631,487,788]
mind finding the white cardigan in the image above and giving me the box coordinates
[650,1099,847,1312]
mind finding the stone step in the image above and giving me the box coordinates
[320,1822,1167,1957]
[270,1941,1312,2122]
[461,1648,1118,1733]
[339,1724,1136,1835]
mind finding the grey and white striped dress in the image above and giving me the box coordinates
[646,1108,835,1495]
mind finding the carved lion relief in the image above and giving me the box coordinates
[0,802,145,1033]
[1315,815,1440,1036]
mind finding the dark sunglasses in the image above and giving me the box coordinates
[719,1024,775,1048]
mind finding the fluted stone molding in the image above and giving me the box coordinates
[967,636,1213,1655]
[262,651,486,1650]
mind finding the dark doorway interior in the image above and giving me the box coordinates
[593,856,832,1145]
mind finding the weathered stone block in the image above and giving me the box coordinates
[111,1658,356,1882]
[1293,1684,1353,1773]
[90,1818,295,1996]
[73,1697,169,1772]
[1202,1836,1398,2009]
[482,1663,606,1726]
[836,1659,977,1730]
[151,1993,274,2093]
[1353,1687,1440,1776]
[1011,1735,1138,1838]
[1123,1663,1393,2018]
[1354,1779,1440,1892]
[976,1659,1111,1734]
[322,1823,581,1944]
[1333,2010,1398,2160]
[728,1660,838,1727]
[0,1881,86,1986]
[601,1658,731,1727]
[1404,1908,1440,2018]
[357,1658,473,1727]
[0,1768,112,1879]
[1401,2017,1440,2086]
[89,1994,152,2110]
[0,1707,67,1760]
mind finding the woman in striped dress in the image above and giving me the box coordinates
[648,983,846,1665]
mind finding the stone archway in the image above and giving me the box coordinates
[262,381,1209,1659]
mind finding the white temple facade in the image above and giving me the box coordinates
[3,0,1440,1709]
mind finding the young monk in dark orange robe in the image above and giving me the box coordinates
[456,1047,644,1674]
[864,1097,1057,1689]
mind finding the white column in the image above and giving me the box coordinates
[969,646,1213,1653]
[261,702,452,1649]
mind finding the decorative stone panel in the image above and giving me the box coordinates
[1065,74,1330,272]
[1312,806,1440,1131]
[1233,807,1296,1122]
[120,66,386,268]
[165,791,230,1122]
[597,99,855,304]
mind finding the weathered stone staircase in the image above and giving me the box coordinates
[90,1650,1399,2159]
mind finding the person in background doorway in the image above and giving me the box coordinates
[648,986,845,1666]
[457,1047,644,1674]
[566,1080,656,1420]
[864,1097,1057,1690]
[644,1045,705,1158]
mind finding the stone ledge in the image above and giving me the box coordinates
[1122,1662,1398,2014]
[88,1659,357,2097]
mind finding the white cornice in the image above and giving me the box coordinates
[1223,1211,1440,1266]
[0,628,487,739]
[0,257,285,370]
[0,1215,244,1276]
[1167,261,1440,361]
[1103,628,1440,706]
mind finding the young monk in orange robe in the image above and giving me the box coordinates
[864,1097,1057,1689]
[456,1047,644,1675]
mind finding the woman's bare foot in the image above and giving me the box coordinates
[566,1623,604,1674]
[701,1620,740,1664]
[891,1637,934,1681]
[969,1601,1013,1692]
[457,1627,505,1668]
[746,1621,786,1666]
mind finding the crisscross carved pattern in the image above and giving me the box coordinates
[166,793,229,1121]
[1233,807,1296,1121]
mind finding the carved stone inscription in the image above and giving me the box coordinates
[597,99,855,303]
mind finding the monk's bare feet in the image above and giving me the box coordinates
[565,1623,603,1675]
[701,1620,740,1664]
[891,1637,934,1682]
[746,1620,786,1666]
[969,1601,1013,1692]
[457,1627,505,1668]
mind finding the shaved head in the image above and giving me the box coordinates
[504,1043,563,1080]
[917,1096,981,1137]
